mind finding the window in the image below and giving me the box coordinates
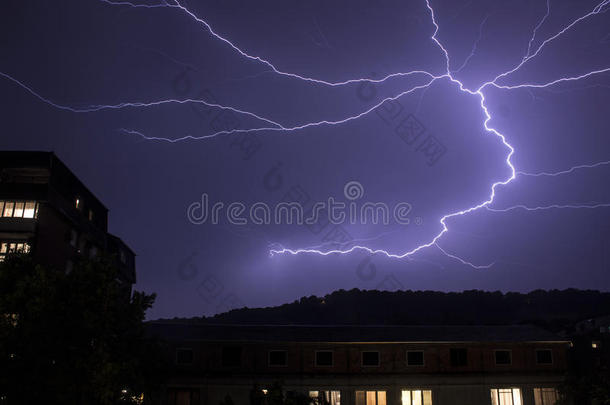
[0,201,38,218]
[0,242,31,261]
[221,346,242,367]
[268,350,287,367]
[490,388,522,405]
[75,198,81,209]
[88,209,94,222]
[362,351,380,367]
[407,351,424,366]
[315,350,333,367]
[167,388,200,405]
[2,202,14,217]
[402,390,432,405]
[495,350,512,365]
[309,391,341,405]
[533,388,558,405]
[355,391,386,405]
[23,202,37,218]
[536,349,553,365]
[450,348,467,366]
[175,348,193,365]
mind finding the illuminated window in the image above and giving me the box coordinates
[0,201,38,218]
[533,388,558,405]
[268,350,287,367]
[23,202,37,218]
[75,198,81,209]
[362,351,380,367]
[309,391,341,405]
[536,349,553,364]
[315,350,333,367]
[490,388,522,405]
[13,202,24,218]
[495,350,512,365]
[355,391,386,405]
[2,202,14,217]
[88,209,94,221]
[592,342,599,349]
[0,241,31,261]
[407,351,424,366]
[402,390,432,405]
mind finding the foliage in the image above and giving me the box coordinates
[0,254,162,405]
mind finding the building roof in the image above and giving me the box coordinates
[146,322,568,343]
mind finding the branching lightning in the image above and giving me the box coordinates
[1,0,609,270]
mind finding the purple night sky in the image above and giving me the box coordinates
[1,0,609,320]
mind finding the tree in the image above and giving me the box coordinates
[0,253,162,405]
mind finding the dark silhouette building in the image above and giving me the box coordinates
[148,323,570,405]
[0,151,135,287]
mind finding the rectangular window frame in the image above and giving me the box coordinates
[401,389,433,405]
[406,350,425,367]
[494,349,512,366]
[533,387,559,405]
[267,350,288,367]
[315,350,334,367]
[361,350,380,367]
[175,347,194,365]
[535,349,553,365]
[490,388,522,405]
[450,348,468,367]
[355,390,386,405]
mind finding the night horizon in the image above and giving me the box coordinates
[1,0,610,322]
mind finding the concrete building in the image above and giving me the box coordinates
[148,323,570,405]
[0,151,135,287]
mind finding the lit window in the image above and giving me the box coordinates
[3,202,14,217]
[490,388,522,405]
[75,198,81,209]
[536,349,553,365]
[88,209,94,221]
[407,351,424,366]
[315,350,333,367]
[268,350,287,367]
[355,391,386,405]
[362,351,380,367]
[495,350,512,365]
[309,391,341,405]
[23,202,37,218]
[533,388,558,405]
[592,342,599,349]
[0,241,31,261]
[402,390,432,405]
[13,202,24,218]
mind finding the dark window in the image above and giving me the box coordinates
[315,350,333,367]
[495,350,512,365]
[268,350,287,367]
[536,349,553,364]
[362,351,380,366]
[176,348,193,365]
[167,388,200,405]
[450,348,468,366]
[407,351,424,366]
[221,346,242,367]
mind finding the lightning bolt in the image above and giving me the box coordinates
[1,0,609,270]
[486,203,610,213]
[518,159,610,177]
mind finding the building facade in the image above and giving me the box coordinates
[0,151,135,286]
[148,323,570,405]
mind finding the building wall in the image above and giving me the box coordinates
[159,340,568,405]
